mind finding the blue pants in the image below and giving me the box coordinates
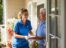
[12,46,29,48]
[12,44,29,48]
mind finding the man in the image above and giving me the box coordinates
[36,8,46,48]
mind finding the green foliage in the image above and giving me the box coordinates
[0,32,1,48]
[0,0,2,4]
[0,32,1,42]
[0,0,3,24]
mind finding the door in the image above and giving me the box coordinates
[46,0,61,48]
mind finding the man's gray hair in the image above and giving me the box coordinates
[40,8,46,14]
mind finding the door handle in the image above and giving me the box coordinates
[49,34,61,40]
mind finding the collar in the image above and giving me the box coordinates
[40,20,46,24]
[20,19,28,26]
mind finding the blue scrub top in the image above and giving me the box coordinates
[36,21,46,45]
[12,19,32,47]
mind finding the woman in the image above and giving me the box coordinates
[12,8,33,48]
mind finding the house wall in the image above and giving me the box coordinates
[37,0,46,8]
[6,0,26,18]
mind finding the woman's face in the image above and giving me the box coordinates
[21,12,28,21]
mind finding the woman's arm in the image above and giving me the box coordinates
[14,32,27,39]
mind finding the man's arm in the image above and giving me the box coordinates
[29,36,45,40]
[34,36,45,40]
[29,31,45,40]
[29,31,46,40]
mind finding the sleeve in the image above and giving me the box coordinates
[36,27,38,36]
[41,26,46,37]
[14,21,19,34]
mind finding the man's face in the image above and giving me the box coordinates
[39,10,46,20]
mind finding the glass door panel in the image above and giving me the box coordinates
[47,0,61,48]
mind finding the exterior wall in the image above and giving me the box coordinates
[6,0,26,18]
[37,0,46,8]
[26,1,37,33]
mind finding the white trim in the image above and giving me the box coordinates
[3,0,7,26]
[2,0,7,44]
[60,0,65,48]
[37,0,46,6]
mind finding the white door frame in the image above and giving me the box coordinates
[64,0,66,48]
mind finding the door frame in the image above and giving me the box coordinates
[46,0,66,48]
[64,0,66,48]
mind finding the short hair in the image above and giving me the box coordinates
[20,8,28,14]
[40,8,46,15]
[17,8,28,19]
